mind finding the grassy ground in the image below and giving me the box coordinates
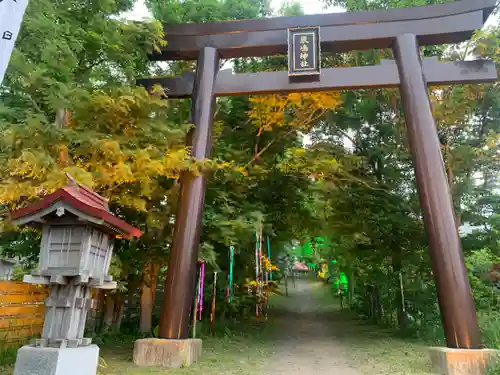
[98,314,280,375]
[309,282,435,375]
[0,320,273,375]
[97,329,272,375]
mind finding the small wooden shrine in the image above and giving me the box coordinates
[10,175,142,348]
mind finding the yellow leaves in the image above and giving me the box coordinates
[248,91,342,135]
[235,166,248,177]
[113,195,147,212]
[248,95,286,135]
[277,146,346,184]
[111,163,136,185]
[150,84,166,97]
[0,139,190,212]
[286,93,303,103]
[0,83,191,214]
[262,256,272,272]
[57,144,69,167]
[429,85,480,129]
[95,140,123,160]
[162,147,189,174]
[7,150,49,180]
[133,149,161,176]
[0,181,36,205]
[212,160,250,178]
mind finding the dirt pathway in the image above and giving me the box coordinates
[262,279,361,375]
[261,279,435,375]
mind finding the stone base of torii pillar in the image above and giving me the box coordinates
[133,338,202,368]
[429,347,500,375]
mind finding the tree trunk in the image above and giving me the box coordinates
[55,108,68,127]
[96,289,106,333]
[284,274,288,297]
[348,271,354,308]
[103,292,115,332]
[392,247,409,331]
[126,273,140,311]
[373,285,382,323]
[443,144,461,228]
[151,264,160,303]
[139,263,160,334]
[113,292,125,331]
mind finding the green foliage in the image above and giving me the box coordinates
[0,345,17,367]
[0,0,191,290]
[146,0,271,23]
[0,229,39,266]
[326,0,453,10]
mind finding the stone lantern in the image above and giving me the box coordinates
[11,175,142,375]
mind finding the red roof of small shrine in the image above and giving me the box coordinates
[293,261,309,271]
[488,264,500,282]
[10,177,142,239]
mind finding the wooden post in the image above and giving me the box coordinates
[393,34,481,349]
[159,46,219,339]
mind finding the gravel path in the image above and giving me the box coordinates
[261,279,362,375]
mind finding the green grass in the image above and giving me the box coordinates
[0,319,274,375]
[309,280,436,375]
[97,332,272,375]
[0,346,17,372]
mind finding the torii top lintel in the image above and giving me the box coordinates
[152,0,495,61]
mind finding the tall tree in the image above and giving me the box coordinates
[0,0,191,332]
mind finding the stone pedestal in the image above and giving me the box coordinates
[133,338,202,368]
[429,347,500,375]
[13,344,100,375]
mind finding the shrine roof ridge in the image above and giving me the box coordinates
[10,181,142,239]
[162,0,495,36]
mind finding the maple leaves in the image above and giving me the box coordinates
[0,86,191,211]
[248,91,342,135]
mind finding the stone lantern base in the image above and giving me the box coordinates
[429,347,500,375]
[13,344,100,375]
[133,338,202,368]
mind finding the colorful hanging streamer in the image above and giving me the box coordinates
[259,226,263,317]
[267,236,272,281]
[199,261,205,320]
[227,246,235,304]
[210,272,218,331]
[192,264,201,338]
[255,230,260,318]
[254,225,266,318]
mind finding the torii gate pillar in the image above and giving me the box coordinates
[393,33,480,349]
[159,46,219,340]
[133,47,219,368]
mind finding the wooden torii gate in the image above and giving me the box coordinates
[138,0,496,350]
